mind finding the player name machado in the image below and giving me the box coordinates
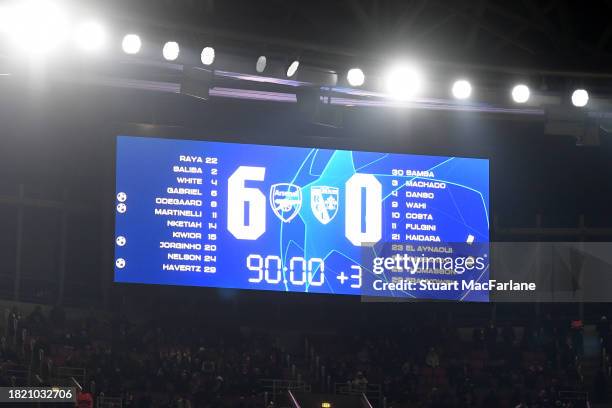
[373,279,536,292]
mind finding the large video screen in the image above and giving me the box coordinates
[114,136,490,301]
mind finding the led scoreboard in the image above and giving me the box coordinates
[114,136,490,301]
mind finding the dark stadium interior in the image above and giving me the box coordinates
[2,1,612,408]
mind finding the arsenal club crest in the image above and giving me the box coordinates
[269,183,302,222]
[310,186,339,224]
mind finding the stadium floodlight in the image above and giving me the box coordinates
[347,68,365,87]
[256,55,267,73]
[4,0,69,55]
[286,60,300,78]
[201,46,215,65]
[74,21,106,52]
[384,63,424,100]
[122,34,141,54]
[511,84,530,103]
[452,79,472,99]
[162,41,179,61]
[571,89,589,107]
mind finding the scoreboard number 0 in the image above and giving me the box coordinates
[227,166,382,246]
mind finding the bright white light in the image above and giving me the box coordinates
[201,46,215,65]
[4,0,69,55]
[162,41,179,61]
[511,84,530,103]
[347,68,365,87]
[384,64,424,100]
[286,60,299,78]
[122,34,141,54]
[256,55,267,73]
[571,89,589,107]
[452,79,472,99]
[74,21,105,52]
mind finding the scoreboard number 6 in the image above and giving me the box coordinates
[227,166,382,246]
[227,166,267,240]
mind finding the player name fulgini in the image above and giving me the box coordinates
[406,224,437,231]
[155,197,202,206]
[154,209,202,217]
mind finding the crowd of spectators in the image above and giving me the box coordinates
[0,304,609,408]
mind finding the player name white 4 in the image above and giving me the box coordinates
[176,177,202,184]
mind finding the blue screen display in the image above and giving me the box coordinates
[114,136,490,301]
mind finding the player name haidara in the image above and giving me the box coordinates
[405,180,446,189]
[155,197,202,206]
[405,234,441,242]
[154,209,202,217]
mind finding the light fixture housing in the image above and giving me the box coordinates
[122,34,141,54]
[286,60,300,78]
[511,84,530,103]
[201,46,215,65]
[452,79,472,100]
[347,68,365,87]
[571,89,589,107]
[162,41,180,61]
[256,55,267,73]
[384,64,424,100]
